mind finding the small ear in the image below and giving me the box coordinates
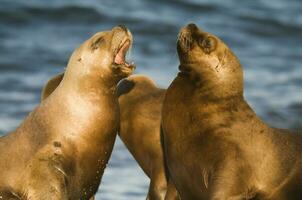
[91,36,104,51]
[41,73,64,101]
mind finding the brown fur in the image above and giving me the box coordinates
[0,25,134,200]
[41,73,95,200]
[41,73,181,200]
[162,23,302,200]
[117,75,180,200]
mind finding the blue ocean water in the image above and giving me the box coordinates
[0,0,301,199]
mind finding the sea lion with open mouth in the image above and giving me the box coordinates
[162,23,302,200]
[41,75,180,200]
[0,25,135,200]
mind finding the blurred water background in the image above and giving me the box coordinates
[0,0,302,199]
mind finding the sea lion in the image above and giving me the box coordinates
[41,73,180,200]
[0,25,135,200]
[161,23,302,200]
[117,75,180,200]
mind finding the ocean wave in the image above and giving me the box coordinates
[0,5,106,25]
[148,0,219,12]
[239,14,302,37]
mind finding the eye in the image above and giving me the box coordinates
[198,37,205,47]
[91,36,104,51]
[200,36,216,54]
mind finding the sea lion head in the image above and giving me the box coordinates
[177,23,243,98]
[116,75,158,98]
[65,25,135,84]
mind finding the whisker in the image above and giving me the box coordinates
[188,37,192,51]
[128,44,133,61]
[185,36,189,51]
[177,33,181,45]
[177,32,182,42]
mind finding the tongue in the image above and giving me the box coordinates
[114,40,130,65]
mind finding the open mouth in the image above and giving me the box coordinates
[114,39,134,69]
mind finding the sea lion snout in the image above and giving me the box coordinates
[112,24,133,42]
[110,25,135,78]
[177,25,194,54]
[74,25,135,81]
[186,23,198,32]
[178,23,217,56]
[115,24,128,32]
[176,23,244,98]
[180,23,198,35]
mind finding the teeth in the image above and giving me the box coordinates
[113,39,135,69]
[124,61,135,68]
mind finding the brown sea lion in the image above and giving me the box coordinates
[41,73,180,200]
[161,23,302,200]
[0,25,135,200]
[117,75,180,200]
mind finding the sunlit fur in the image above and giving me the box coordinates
[41,73,181,200]
[0,26,133,200]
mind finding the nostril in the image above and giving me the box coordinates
[187,23,197,31]
[117,24,128,32]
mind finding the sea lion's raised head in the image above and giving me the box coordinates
[65,25,135,84]
[177,23,243,98]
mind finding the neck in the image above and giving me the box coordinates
[43,65,119,139]
[62,64,120,99]
[176,73,242,99]
[171,75,257,129]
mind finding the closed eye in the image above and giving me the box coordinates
[200,36,216,54]
[91,36,105,51]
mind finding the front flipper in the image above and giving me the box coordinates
[0,189,22,200]
[16,144,75,200]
